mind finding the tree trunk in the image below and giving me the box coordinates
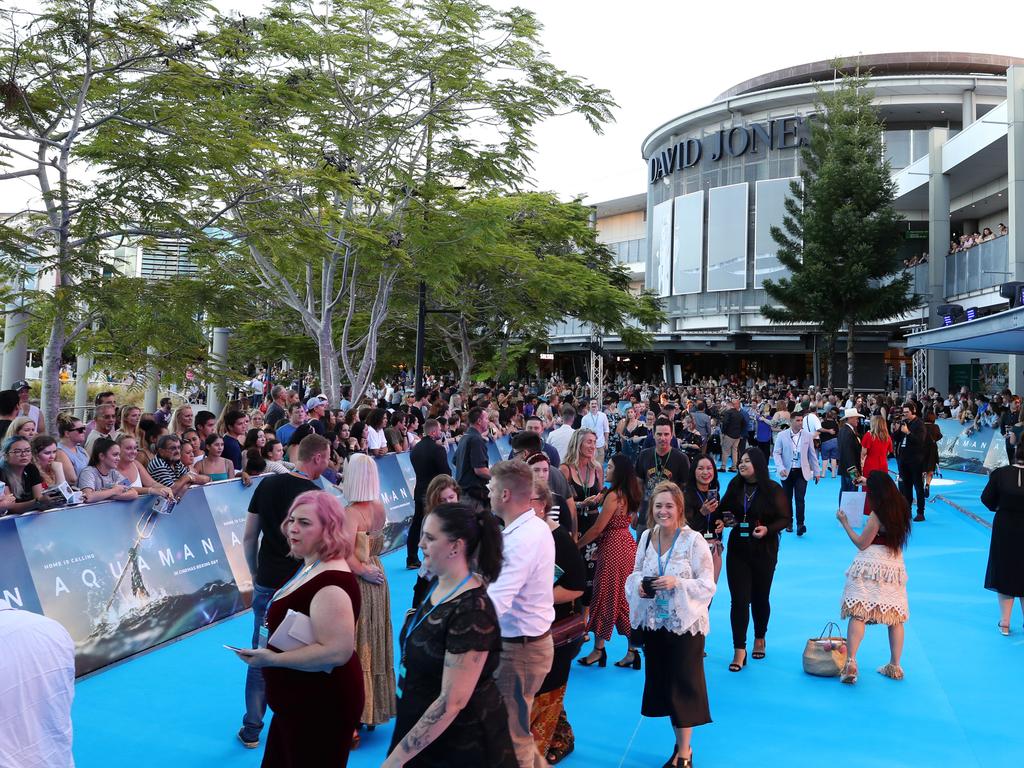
[317,323,338,403]
[458,316,474,396]
[825,332,835,390]
[846,323,856,394]
[41,320,66,434]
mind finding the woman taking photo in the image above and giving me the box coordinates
[576,454,641,670]
[981,444,1024,636]
[617,407,644,460]
[32,435,67,490]
[233,491,363,767]
[77,438,138,503]
[684,456,725,583]
[529,483,585,765]
[343,454,396,733]
[195,434,236,481]
[719,447,789,671]
[115,436,176,500]
[384,502,516,768]
[836,471,912,682]
[625,481,715,768]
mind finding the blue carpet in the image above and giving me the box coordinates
[73,467,1024,767]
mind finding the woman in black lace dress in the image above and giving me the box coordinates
[385,502,515,768]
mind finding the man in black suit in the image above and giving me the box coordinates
[897,401,927,522]
[837,407,864,496]
[407,418,452,568]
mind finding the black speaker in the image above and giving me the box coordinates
[999,282,1024,308]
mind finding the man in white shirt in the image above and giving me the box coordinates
[487,460,555,768]
[773,413,821,537]
[546,404,576,463]
[0,599,75,768]
[580,398,610,466]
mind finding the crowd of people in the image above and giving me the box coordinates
[948,223,1008,254]
[3,368,1022,768]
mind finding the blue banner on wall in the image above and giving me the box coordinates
[0,516,42,614]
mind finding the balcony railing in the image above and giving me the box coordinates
[945,236,1008,298]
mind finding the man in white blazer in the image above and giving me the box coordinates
[773,412,821,537]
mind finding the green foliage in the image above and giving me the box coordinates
[761,71,920,389]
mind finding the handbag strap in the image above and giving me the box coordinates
[817,621,841,639]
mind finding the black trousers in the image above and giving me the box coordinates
[780,471,807,526]
[899,461,925,515]
[726,545,777,649]
[406,496,426,561]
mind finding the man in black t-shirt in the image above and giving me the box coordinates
[453,406,491,508]
[634,418,691,529]
[237,433,330,749]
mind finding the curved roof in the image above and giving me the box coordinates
[715,52,1024,100]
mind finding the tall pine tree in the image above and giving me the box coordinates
[762,72,920,391]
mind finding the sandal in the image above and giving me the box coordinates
[877,663,904,680]
[840,659,858,684]
[998,622,1010,637]
[728,650,747,672]
[751,639,766,660]
[547,743,574,765]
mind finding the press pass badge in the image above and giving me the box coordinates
[655,591,671,621]
[258,624,269,649]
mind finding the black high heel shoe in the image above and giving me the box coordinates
[577,647,607,667]
[728,650,747,672]
[614,649,642,669]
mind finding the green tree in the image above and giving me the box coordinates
[412,192,662,392]
[0,0,241,428]
[761,73,920,391]
[202,0,614,405]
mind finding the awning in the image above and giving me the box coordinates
[906,306,1024,354]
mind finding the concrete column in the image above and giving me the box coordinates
[74,353,92,420]
[1,304,28,389]
[143,346,159,413]
[926,127,951,392]
[962,88,977,128]
[206,327,230,414]
[1006,67,1024,394]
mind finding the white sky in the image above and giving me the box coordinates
[4,0,1024,210]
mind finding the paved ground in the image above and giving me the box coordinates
[73,465,1023,768]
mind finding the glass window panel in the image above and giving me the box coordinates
[945,253,955,298]
[672,190,704,295]
[754,177,801,289]
[967,248,981,292]
[884,130,911,170]
[707,183,748,292]
[911,130,929,162]
[651,199,673,297]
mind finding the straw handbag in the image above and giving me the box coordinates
[802,622,848,677]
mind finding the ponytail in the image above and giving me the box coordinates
[429,502,504,583]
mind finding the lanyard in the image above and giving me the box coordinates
[402,574,472,660]
[270,560,320,605]
[791,430,802,452]
[656,527,681,576]
[696,488,715,530]
[742,488,758,524]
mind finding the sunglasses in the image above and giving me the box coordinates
[70,427,87,433]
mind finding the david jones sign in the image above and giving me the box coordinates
[649,116,811,183]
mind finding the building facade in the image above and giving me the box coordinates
[550,53,1024,393]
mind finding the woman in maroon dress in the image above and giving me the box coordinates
[576,453,642,669]
[234,491,364,768]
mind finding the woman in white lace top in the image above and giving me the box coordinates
[625,481,715,768]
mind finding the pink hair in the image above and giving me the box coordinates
[280,491,356,561]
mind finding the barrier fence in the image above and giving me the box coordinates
[934,417,1008,474]
[0,435,512,677]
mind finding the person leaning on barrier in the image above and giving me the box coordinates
[0,435,52,515]
[114,435,175,499]
[147,434,203,499]
[32,435,68,490]
[77,438,138,504]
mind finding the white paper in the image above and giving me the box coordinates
[839,492,867,529]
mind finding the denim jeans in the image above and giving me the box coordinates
[240,583,275,738]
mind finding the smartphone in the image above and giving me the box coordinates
[223,644,246,652]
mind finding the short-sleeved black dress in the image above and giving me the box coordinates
[388,585,516,767]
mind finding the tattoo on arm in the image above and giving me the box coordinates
[394,650,486,760]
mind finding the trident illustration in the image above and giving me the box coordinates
[102,496,176,614]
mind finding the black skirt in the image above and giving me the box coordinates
[640,628,711,728]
